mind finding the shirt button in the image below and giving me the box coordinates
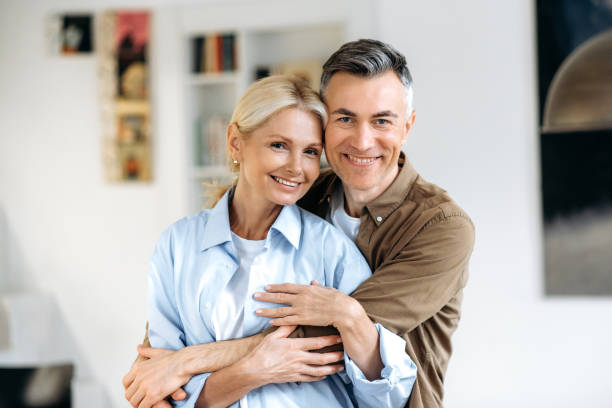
[205,302,211,309]
[376,216,383,222]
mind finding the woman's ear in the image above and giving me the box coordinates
[226,123,242,163]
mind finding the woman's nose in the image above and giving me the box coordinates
[285,153,303,176]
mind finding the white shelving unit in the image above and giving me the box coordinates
[175,0,376,214]
[184,25,345,212]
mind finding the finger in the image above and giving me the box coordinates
[253,292,294,305]
[124,381,138,402]
[311,280,322,286]
[269,325,297,338]
[152,400,172,408]
[264,283,307,294]
[122,369,135,388]
[137,344,167,358]
[303,351,345,365]
[269,316,303,326]
[129,389,145,408]
[138,396,155,408]
[293,335,342,351]
[300,363,344,377]
[256,306,293,318]
[171,388,186,401]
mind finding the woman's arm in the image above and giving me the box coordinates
[194,326,345,408]
[123,326,345,408]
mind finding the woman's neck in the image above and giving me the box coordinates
[229,183,282,240]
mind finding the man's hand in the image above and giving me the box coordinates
[254,281,359,329]
[122,345,189,408]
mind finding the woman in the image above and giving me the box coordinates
[136,76,415,408]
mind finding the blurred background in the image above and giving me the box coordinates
[1,0,611,407]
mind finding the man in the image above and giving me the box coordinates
[123,39,474,408]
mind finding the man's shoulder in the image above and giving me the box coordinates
[380,169,473,246]
[409,175,472,226]
[298,168,336,215]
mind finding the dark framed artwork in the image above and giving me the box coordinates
[46,14,93,55]
[537,0,612,295]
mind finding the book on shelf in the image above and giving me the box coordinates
[193,114,231,167]
[191,33,236,74]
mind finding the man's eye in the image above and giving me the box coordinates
[375,118,389,125]
[338,117,352,123]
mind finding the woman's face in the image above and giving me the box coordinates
[233,107,323,207]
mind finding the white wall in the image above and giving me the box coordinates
[0,0,188,405]
[0,0,610,407]
[378,1,612,407]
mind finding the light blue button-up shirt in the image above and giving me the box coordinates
[147,190,417,408]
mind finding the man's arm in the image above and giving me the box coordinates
[141,325,268,373]
[294,214,474,337]
[351,215,474,334]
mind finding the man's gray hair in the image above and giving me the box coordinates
[320,39,414,115]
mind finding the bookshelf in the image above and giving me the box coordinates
[185,24,345,212]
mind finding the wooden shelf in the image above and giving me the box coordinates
[188,72,240,86]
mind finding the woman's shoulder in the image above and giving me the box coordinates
[297,207,355,247]
[158,209,214,242]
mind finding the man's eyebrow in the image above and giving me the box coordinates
[330,108,357,116]
[372,110,398,118]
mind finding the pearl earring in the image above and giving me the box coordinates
[233,159,238,165]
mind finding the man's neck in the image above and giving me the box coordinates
[342,165,400,217]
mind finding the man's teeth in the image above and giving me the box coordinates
[273,176,298,187]
[347,154,376,164]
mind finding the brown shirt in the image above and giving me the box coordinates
[296,153,475,408]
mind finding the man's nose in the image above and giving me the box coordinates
[351,123,376,152]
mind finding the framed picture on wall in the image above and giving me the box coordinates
[99,10,152,182]
[537,0,612,295]
[46,14,94,55]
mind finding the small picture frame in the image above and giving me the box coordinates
[47,14,93,55]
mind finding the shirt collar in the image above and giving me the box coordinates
[200,189,233,252]
[199,187,302,251]
[363,151,418,224]
[268,204,302,250]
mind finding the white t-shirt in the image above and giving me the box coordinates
[212,232,266,341]
[327,185,361,242]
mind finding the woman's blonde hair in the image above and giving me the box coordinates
[203,75,327,208]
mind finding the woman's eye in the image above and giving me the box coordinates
[271,142,284,149]
[305,148,320,156]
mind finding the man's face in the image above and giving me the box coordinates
[324,71,415,198]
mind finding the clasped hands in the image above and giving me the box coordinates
[123,281,354,408]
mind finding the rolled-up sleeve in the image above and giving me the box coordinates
[172,373,210,407]
[342,323,416,408]
[147,229,211,408]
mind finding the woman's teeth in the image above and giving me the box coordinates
[273,176,298,187]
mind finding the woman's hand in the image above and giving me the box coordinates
[122,345,189,408]
[254,281,360,329]
[242,325,345,385]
